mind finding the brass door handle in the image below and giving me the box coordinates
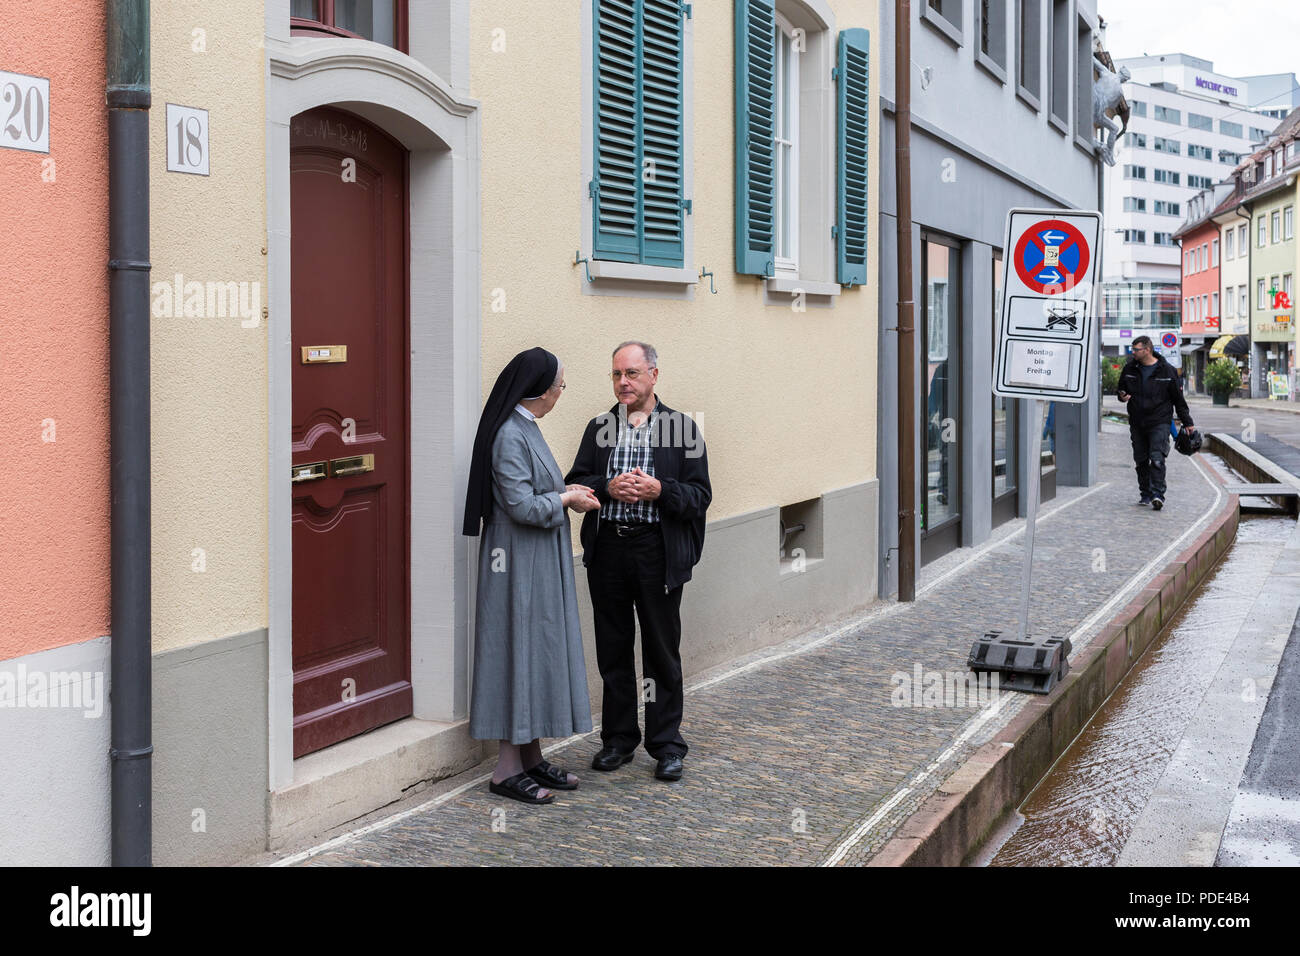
[292,461,328,483]
[330,453,375,477]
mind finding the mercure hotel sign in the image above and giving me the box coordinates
[1194,75,1239,98]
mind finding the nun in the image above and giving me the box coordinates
[463,348,601,804]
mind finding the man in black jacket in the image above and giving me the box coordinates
[1116,335,1196,510]
[565,341,711,782]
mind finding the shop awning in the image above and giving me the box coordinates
[1209,334,1250,359]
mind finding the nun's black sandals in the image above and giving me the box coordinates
[525,759,579,790]
[489,772,555,805]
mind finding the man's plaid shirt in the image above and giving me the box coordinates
[602,403,661,524]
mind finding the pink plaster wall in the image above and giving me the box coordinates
[0,10,110,658]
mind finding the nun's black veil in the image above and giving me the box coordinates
[462,347,559,536]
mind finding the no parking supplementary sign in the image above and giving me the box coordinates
[995,208,1102,403]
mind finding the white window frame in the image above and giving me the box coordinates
[1241,285,1248,316]
[773,11,801,277]
[1212,238,1219,267]
[1259,278,1267,309]
[1239,223,1247,251]
[1225,287,1234,317]
[1259,216,1267,247]
[1225,227,1234,260]
[1273,210,1282,244]
[1287,206,1295,241]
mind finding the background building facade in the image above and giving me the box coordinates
[876,0,1103,594]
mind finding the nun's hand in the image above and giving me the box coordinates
[562,487,601,512]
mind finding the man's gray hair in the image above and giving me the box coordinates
[613,341,657,369]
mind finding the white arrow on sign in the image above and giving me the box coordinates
[1038,269,1062,283]
[1040,231,1066,244]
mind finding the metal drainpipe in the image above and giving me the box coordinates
[1235,202,1253,396]
[107,0,152,867]
[895,0,916,601]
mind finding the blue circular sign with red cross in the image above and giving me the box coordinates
[1013,219,1091,294]
[1162,332,1178,349]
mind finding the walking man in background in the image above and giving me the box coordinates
[566,342,711,782]
[1116,335,1196,511]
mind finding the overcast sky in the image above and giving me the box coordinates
[1101,0,1300,89]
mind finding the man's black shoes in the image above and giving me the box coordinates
[1151,497,1164,511]
[1138,495,1152,506]
[654,754,684,781]
[591,746,635,771]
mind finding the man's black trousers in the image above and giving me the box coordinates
[1130,420,1172,500]
[588,522,687,759]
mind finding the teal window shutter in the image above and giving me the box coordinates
[734,0,776,276]
[594,0,686,268]
[836,28,870,287]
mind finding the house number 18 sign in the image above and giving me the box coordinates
[166,103,210,176]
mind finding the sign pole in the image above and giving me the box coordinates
[1018,399,1044,642]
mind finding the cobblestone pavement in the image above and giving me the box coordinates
[289,425,1223,867]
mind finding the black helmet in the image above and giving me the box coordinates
[1175,426,1202,456]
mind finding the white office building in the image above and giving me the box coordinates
[1101,53,1289,354]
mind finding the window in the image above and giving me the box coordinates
[1272,210,1281,243]
[1250,127,1270,142]
[1189,112,1212,131]
[1287,274,1294,301]
[1153,232,1174,246]
[1187,174,1212,189]
[1152,168,1179,185]
[1128,133,1147,149]
[1130,99,1146,117]
[991,249,1016,508]
[1122,229,1146,243]
[978,0,1008,77]
[1220,119,1243,138]
[1240,285,1248,316]
[1211,292,1218,316]
[1184,251,1192,274]
[1219,149,1240,165]
[1154,105,1180,124]
[1225,288,1234,317]
[1226,228,1234,259]
[1289,142,1298,162]
[1074,14,1091,146]
[1271,275,1281,306]
[1239,223,1247,251]
[592,0,690,270]
[1259,216,1267,247]
[1153,200,1180,217]
[1123,164,1146,180]
[923,0,964,42]
[1266,153,1274,178]
[1016,0,1042,107]
[1199,244,1205,270]
[1154,137,1180,154]
[1202,293,1209,319]
[1259,278,1267,308]
[1287,206,1295,240]
[1048,0,1069,129]
[290,0,407,51]
[1123,196,1146,212]
[1212,238,1219,266]
[773,13,800,275]
[1188,144,1212,161]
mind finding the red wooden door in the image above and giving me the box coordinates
[290,107,411,758]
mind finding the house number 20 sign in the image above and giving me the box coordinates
[1,70,50,154]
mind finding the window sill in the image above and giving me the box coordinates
[920,7,963,49]
[1048,112,1070,137]
[1075,133,1097,158]
[975,50,1007,85]
[765,276,842,297]
[1016,84,1041,114]
[586,260,698,286]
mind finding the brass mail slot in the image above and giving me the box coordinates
[301,345,348,364]
[330,453,375,477]
[292,461,328,483]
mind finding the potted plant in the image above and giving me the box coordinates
[1205,357,1242,406]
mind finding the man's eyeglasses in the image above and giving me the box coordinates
[610,368,651,382]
